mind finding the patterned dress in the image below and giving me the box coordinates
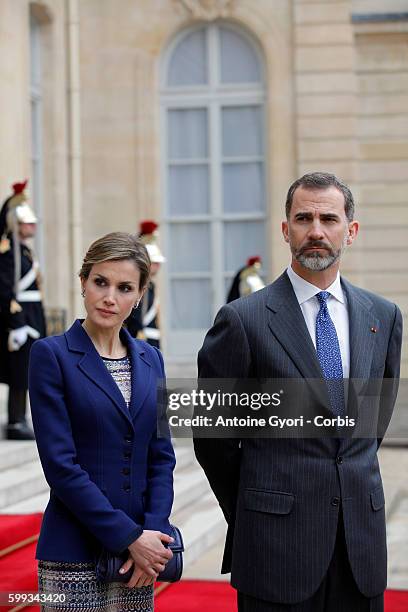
[38,356,154,612]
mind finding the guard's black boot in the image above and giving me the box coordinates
[6,421,35,440]
[6,388,35,440]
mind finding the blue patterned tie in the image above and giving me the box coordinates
[315,291,344,416]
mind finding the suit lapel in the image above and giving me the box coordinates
[267,273,379,380]
[339,280,379,450]
[266,273,323,380]
[124,328,152,422]
[78,351,132,425]
[66,320,150,428]
[265,273,379,433]
[341,279,378,380]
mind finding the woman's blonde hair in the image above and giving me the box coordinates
[79,232,150,290]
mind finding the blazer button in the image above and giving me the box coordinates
[331,497,340,507]
[122,467,130,475]
[124,434,133,443]
[123,484,131,492]
[336,456,343,465]
[124,451,131,460]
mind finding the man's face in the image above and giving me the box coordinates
[150,262,160,277]
[282,186,359,272]
[18,223,37,240]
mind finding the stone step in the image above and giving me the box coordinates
[0,441,39,471]
[0,461,47,510]
[1,463,209,518]
[1,489,50,514]
[0,446,201,512]
[170,490,226,568]
[174,445,195,471]
[172,463,209,516]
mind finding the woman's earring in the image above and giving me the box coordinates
[81,288,85,298]
[133,300,140,310]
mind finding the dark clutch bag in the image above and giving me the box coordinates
[95,525,184,584]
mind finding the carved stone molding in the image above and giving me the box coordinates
[176,0,235,21]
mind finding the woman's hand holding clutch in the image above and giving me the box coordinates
[121,530,174,588]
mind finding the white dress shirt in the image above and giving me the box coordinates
[286,266,350,378]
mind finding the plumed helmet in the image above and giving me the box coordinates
[138,220,166,263]
[246,255,262,267]
[0,180,37,237]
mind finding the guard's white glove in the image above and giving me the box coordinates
[8,326,40,351]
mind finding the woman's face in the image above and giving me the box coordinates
[81,259,144,330]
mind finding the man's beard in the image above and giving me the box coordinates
[291,235,347,271]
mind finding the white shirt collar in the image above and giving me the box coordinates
[286,265,345,306]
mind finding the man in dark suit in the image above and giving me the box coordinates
[194,172,402,611]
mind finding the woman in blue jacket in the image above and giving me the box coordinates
[29,232,175,611]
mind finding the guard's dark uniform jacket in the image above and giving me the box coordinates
[227,266,246,303]
[227,264,265,303]
[0,236,46,389]
[125,281,160,349]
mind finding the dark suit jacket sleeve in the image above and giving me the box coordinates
[378,303,403,446]
[143,346,176,534]
[194,304,252,522]
[29,339,143,554]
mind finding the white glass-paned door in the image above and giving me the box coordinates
[168,108,210,216]
[224,221,266,273]
[162,23,266,359]
[168,224,211,274]
[222,106,263,156]
[169,166,209,216]
[171,279,212,329]
[168,29,208,86]
[168,109,208,158]
[219,26,262,83]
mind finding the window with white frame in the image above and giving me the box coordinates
[161,23,267,358]
[30,9,44,270]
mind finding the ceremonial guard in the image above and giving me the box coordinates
[226,255,265,303]
[0,181,46,439]
[126,221,165,348]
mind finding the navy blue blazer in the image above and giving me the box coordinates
[29,319,175,562]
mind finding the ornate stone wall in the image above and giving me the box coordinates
[0,0,406,368]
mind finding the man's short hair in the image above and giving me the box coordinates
[285,172,355,222]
